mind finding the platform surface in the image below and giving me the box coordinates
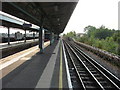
[1,40,69,89]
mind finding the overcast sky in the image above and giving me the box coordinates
[0,0,119,34]
[63,0,120,34]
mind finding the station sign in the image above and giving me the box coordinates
[23,23,32,28]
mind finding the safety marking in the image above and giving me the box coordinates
[59,40,63,89]
[0,47,38,70]
[35,40,60,88]
[0,41,50,70]
[62,40,73,89]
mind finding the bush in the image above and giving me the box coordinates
[64,26,120,56]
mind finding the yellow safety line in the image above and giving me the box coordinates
[59,41,63,89]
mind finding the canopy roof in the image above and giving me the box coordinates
[2,2,78,34]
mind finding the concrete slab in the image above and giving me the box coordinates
[2,41,58,88]
[50,40,69,88]
[35,40,60,88]
[1,40,70,89]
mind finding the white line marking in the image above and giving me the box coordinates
[0,41,50,70]
[62,40,73,89]
[0,46,38,70]
[35,40,60,88]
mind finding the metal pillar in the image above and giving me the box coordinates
[50,31,52,45]
[39,15,44,53]
[52,33,54,43]
[8,27,10,45]
[24,29,26,43]
[57,34,59,40]
[50,31,55,45]
[33,32,35,41]
[36,32,38,39]
[39,26,44,53]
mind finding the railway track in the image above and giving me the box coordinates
[63,40,120,89]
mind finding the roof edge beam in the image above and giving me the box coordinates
[8,2,40,24]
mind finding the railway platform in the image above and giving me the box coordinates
[0,39,120,89]
[1,2,120,89]
[0,39,38,49]
[1,39,69,89]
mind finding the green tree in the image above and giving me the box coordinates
[116,37,120,55]
[66,31,76,38]
[84,25,96,37]
[94,28,114,39]
[78,25,120,56]
[113,30,120,42]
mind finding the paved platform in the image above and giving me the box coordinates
[0,41,50,78]
[1,39,69,89]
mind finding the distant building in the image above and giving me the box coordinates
[76,33,85,37]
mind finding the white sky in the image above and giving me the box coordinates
[0,0,119,34]
[63,0,120,34]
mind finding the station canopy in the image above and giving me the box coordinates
[2,2,78,34]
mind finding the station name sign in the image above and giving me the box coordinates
[23,23,32,28]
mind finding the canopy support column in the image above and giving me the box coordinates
[39,16,44,53]
[50,31,52,45]
[24,29,26,43]
[7,27,10,45]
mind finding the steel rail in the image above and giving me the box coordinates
[74,41,120,82]
[64,41,105,89]
[62,40,73,89]
[71,42,120,89]
[64,41,86,89]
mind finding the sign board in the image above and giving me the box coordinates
[23,23,32,28]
